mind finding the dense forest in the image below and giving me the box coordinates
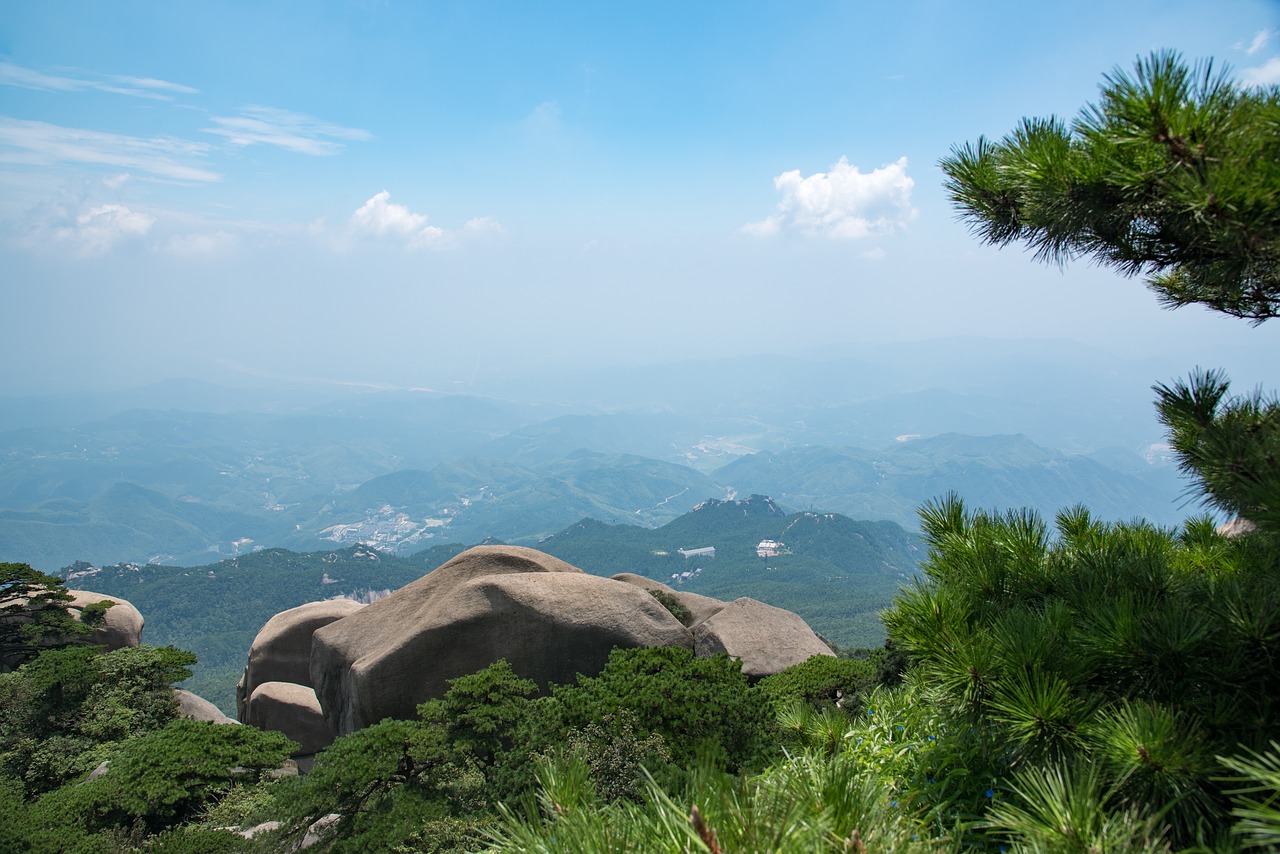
[2,53,1278,852]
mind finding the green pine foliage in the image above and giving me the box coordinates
[757,651,884,714]
[648,588,694,624]
[515,646,773,776]
[941,50,1280,322]
[1156,369,1280,534]
[881,494,1280,847]
[0,644,195,795]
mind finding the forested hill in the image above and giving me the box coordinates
[536,494,921,652]
[66,496,920,713]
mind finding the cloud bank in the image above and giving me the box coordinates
[744,156,916,239]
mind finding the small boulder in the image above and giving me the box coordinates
[67,590,144,651]
[245,681,334,756]
[174,688,238,725]
[692,597,834,678]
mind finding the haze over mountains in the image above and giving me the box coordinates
[0,337,1220,573]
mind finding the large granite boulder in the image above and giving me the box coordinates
[66,590,144,651]
[237,598,365,722]
[311,546,694,735]
[244,681,334,756]
[692,597,834,678]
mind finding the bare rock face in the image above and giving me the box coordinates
[245,681,334,756]
[611,573,727,627]
[1217,517,1257,537]
[311,545,694,735]
[174,688,239,725]
[692,597,834,678]
[66,590,144,651]
[237,599,366,721]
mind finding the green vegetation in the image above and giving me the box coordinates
[648,588,693,624]
[1,562,92,671]
[942,49,1279,322]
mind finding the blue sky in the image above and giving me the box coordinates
[2,1,1278,394]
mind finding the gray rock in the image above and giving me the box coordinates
[311,545,693,735]
[692,597,834,678]
[66,590,144,650]
[1217,517,1257,537]
[174,688,239,725]
[611,573,727,627]
[245,681,335,756]
[237,598,365,721]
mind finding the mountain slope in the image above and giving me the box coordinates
[715,434,1186,528]
[536,495,921,650]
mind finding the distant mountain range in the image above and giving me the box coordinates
[715,434,1185,527]
[0,342,1207,571]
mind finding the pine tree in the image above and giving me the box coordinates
[941,50,1280,322]
[942,51,1280,536]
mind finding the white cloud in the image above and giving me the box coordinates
[1244,29,1274,56]
[347,191,502,250]
[1242,56,1280,87]
[350,190,446,248]
[0,118,219,182]
[744,155,917,240]
[204,106,371,156]
[0,61,197,100]
[54,203,154,253]
[109,74,199,96]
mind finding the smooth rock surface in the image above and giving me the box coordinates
[174,688,239,725]
[692,597,834,678]
[237,598,365,721]
[611,573,726,627]
[311,545,693,735]
[66,590,144,650]
[245,681,334,755]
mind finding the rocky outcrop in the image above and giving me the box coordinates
[236,545,833,744]
[174,688,239,725]
[311,546,693,735]
[237,599,365,722]
[692,597,834,678]
[66,590,144,651]
[244,681,334,756]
